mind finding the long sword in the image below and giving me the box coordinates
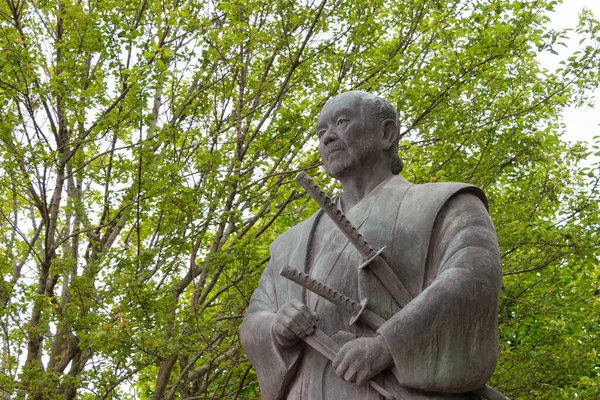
[295,171,412,308]
[291,172,508,400]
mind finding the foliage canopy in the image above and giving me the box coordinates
[0,0,599,398]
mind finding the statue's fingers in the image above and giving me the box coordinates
[289,300,315,321]
[355,370,369,386]
[298,305,319,325]
[343,366,357,383]
[280,307,304,327]
[280,302,299,318]
[332,348,348,373]
[273,321,296,340]
[298,319,316,336]
[295,312,317,333]
[283,303,314,327]
[288,298,305,311]
[273,321,299,347]
[285,307,316,334]
[286,317,312,338]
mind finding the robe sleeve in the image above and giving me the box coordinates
[377,192,502,393]
[240,247,303,399]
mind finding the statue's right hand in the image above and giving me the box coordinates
[272,299,319,347]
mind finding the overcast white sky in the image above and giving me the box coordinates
[544,0,600,162]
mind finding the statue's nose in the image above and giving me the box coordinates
[321,128,337,145]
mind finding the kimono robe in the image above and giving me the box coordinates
[240,175,502,399]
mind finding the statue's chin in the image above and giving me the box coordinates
[323,160,353,181]
[323,166,345,181]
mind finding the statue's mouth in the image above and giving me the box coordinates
[325,145,345,157]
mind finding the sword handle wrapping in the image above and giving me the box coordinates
[295,172,374,258]
[280,264,387,330]
[280,264,361,315]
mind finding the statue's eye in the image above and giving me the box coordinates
[337,118,348,126]
[317,130,326,139]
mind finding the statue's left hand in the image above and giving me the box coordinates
[332,334,393,385]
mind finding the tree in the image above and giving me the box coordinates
[0,0,598,398]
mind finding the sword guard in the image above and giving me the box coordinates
[358,246,387,270]
[349,298,368,327]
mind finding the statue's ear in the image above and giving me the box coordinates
[380,119,399,150]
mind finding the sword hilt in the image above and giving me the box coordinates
[295,172,374,258]
[280,264,386,330]
[280,264,361,315]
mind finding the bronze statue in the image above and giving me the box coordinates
[241,91,503,399]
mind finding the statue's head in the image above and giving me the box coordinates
[315,91,402,179]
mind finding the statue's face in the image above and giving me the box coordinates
[316,92,381,179]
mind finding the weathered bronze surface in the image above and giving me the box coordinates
[240,91,503,399]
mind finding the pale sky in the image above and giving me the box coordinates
[544,0,600,164]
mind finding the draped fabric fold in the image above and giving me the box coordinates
[241,176,501,399]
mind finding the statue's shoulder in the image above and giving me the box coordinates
[403,180,488,210]
[269,211,319,252]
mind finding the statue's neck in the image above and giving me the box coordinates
[338,167,394,211]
